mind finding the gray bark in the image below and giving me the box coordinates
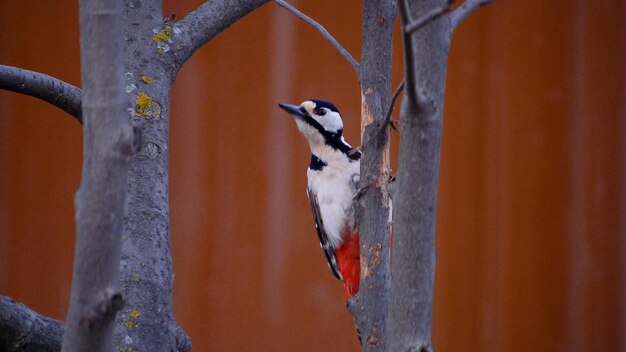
[348,1,395,351]
[112,1,267,351]
[62,0,133,350]
[0,296,64,352]
[388,0,491,349]
[113,0,183,349]
[0,0,494,350]
[0,65,82,122]
[0,0,267,349]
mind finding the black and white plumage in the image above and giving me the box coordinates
[279,99,361,298]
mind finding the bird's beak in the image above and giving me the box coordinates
[278,103,308,119]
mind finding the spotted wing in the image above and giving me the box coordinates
[306,187,343,281]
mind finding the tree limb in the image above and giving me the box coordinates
[398,0,439,115]
[61,0,134,350]
[405,0,454,34]
[449,0,493,30]
[353,1,395,350]
[398,0,420,112]
[273,0,359,73]
[0,296,64,352]
[172,0,269,70]
[0,65,82,123]
[384,78,405,126]
[389,0,451,350]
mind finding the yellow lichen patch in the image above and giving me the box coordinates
[152,24,172,43]
[135,92,161,119]
[130,310,141,319]
[136,93,152,113]
[125,321,136,328]
[132,273,141,282]
[152,24,173,54]
[140,75,153,84]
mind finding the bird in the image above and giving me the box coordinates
[278,99,361,299]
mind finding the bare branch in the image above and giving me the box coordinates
[398,0,419,110]
[0,65,82,122]
[450,0,493,30]
[390,0,451,350]
[62,0,133,350]
[354,1,395,350]
[405,0,454,34]
[273,0,359,73]
[0,295,64,352]
[384,78,405,125]
[172,0,269,69]
[398,0,446,115]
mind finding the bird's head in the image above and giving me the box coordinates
[278,99,346,151]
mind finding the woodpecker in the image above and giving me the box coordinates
[278,99,361,299]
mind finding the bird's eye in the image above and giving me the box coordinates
[315,108,327,116]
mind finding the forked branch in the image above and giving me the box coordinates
[399,0,447,113]
[0,65,82,122]
[273,0,359,73]
[405,0,454,34]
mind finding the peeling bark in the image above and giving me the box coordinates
[348,1,395,351]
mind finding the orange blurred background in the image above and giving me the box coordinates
[1,1,625,351]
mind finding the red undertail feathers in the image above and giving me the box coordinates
[335,231,360,299]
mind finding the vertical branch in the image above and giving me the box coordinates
[389,0,492,349]
[62,0,134,350]
[113,0,191,350]
[388,0,451,350]
[348,0,394,350]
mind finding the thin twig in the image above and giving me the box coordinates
[399,0,419,109]
[384,78,405,125]
[405,0,454,34]
[450,0,493,30]
[399,1,446,113]
[273,0,359,73]
[0,64,82,122]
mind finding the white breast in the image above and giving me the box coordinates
[307,152,360,248]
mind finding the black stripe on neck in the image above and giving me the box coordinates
[309,154,328,171]
[302,116,360,161]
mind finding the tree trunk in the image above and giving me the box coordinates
[111,0,187,349]
[0,1,268,350]
[62,0,133,350]
[113,1,268,350]
[350,1,395,351]
[389,0,452,350]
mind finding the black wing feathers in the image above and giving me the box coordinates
[306,188,343,281]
